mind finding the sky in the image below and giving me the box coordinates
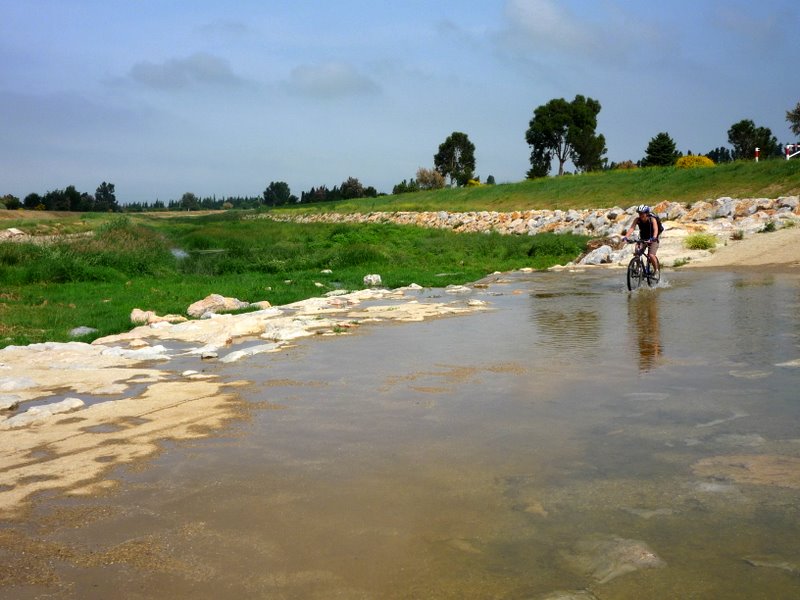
[1,0,798,204]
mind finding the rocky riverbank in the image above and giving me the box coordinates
[261,196,799,238]
[260,196,800,269]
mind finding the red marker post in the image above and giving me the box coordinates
[755,147,760,162]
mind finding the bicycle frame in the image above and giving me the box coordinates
[625,236,659,290]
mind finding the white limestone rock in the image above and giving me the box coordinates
[363,273,382,287]
[187,294,250,318]
[1,397,85,429]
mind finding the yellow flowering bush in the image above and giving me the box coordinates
[676,155,715,168]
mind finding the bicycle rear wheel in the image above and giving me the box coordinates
[627,257,643,290]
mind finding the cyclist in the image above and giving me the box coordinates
[623,204,660,274]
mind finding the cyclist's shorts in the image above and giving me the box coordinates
[649,240,659,256]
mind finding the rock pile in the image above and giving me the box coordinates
[259,196,799,238]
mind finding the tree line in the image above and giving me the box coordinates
[525,96,800,174]
[1,182,120,212]
[3,100,799,212]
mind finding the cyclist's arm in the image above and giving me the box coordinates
[625,217,640,238]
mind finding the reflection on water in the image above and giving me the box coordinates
[628,289,663,372]
[534,307,601,354]
[3,270,800,599]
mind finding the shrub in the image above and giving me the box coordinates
[731,229,744,241]
[684,233,717,250]
[416,167,445,190]
[760,221,776,233]
[613,160,638,170]
[676,155,715,168]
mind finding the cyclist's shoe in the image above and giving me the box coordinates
[647,264,660,283]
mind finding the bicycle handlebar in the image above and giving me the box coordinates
[622,236,655,244]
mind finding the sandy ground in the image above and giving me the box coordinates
[681,225,800,270]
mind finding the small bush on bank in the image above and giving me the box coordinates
[760,221,776,233]
[676,155,715,168]
[684,233,717,250]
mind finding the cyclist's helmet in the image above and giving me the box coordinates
[636,204,651,214]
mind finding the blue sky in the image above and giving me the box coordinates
[1,0,798,204]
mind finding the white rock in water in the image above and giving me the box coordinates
[0,395,20,411]
[1,397,85,429]
[564,535,665,584]
[219,343,282,363]
[445,285,472,294]
[101,345,171,361]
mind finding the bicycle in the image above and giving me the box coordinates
[623,235,660,290]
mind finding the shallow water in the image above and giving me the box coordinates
[4,269,800,599]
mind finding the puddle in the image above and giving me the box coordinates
[2,270,800,599]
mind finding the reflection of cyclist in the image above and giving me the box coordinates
[629,293,663,372]
[623,204,660,273]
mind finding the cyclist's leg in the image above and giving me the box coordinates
[648,240,660,271]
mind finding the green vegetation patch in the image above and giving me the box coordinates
[0,213,589,347]
[684,233,718,250]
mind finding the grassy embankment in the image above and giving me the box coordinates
[272,159,800,214]
[1,159,798,348]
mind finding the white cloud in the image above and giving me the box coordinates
[129,52,247,90]
[496,0,670,67]
[286,62,380,98]
[501,0,598,55]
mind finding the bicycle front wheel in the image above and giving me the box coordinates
[627,257,643,290]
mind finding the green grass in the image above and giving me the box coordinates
[684,233,718,250]
[271,159,800,214]
[0,214,589,347]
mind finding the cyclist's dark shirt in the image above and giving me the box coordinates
[637,216,658,240]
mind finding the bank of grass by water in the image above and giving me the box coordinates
[0,214,588,348]
[274,159,800,214]
[2,160,798,347]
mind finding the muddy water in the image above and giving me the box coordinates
[4,270,800,599]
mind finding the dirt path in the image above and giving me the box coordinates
[683,226,800,270]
